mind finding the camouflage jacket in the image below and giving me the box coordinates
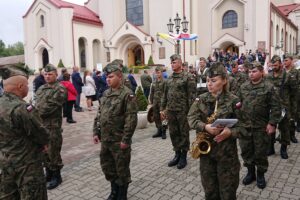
[149,79,166,106]
[123,74,133,91]
[188,91,246,138]
[93,86,138,145]
[0,92,49,169]
[230,72,248,94]
[265,70,289,108]
[35,81,67,128]
[237,79,281,129]
[161,71,196,112]
[228,76,238,95]
[140,74,152,89]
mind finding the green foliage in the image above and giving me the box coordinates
[133,68,139,74]
[14,63,35,75]
[147,55,154,65]
[122,65,128,73]
[136,59,141,66]
[0,40,24,57]
[136,86,148,111]
[57,59,65,68]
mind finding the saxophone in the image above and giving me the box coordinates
[190,99,218,159]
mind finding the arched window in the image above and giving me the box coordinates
[222,10,237,29]
[40,15,45,27]
[126,0,143,26]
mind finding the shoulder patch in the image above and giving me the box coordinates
[26,104,34,112]
[128,94,136,101]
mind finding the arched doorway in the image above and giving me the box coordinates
[93,39,101,68]
[42,48,49,67]
[220,42,239,56]
[128,44,144,66]
[79,37,87,69]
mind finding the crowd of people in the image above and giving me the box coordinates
[1,49,300,200]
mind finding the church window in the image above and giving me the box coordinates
[222,10,237,29]
[126,0,143,26]
[40,15,45,27]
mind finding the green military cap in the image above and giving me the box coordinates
[284,53,294,60]
[155,66,163,71]
[103,63,121,74]
[207,62,227,78]
[248,61,264,71]
[271,55,281,63]
[170,54,181,62]
[243,59,252,69]
[0,64,30,80]
[111,59,124,67]
[44,64,57,72]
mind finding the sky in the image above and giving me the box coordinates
[0,0,85,46]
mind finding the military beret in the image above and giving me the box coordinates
[207,62,227,78]
[243,60,252,69]
[44,64,57,72]
[248,61,264,71]
[103,63,121,74]
[111,59,124,67]
[271,55,281,63]
[170,54,181,62]
[0,64,30,80]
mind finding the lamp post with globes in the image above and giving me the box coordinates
[167,13,189,55]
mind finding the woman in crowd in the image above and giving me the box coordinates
[187,62,246,200]
[60,73,77,123]
[83,70,96,111]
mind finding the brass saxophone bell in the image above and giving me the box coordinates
[198,139,211,154]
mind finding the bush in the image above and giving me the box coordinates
[57,59,65,68]
[147,55,154,65]
[136,86,148,111]
[133,68,139,74]
[122,65,128,73]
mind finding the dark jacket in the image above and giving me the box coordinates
[71,72,84,93]
[33,75,46,93]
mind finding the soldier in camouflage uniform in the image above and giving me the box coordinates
[35,64,67,190]
[140,70,152,100]
[111,59,133,91]
[93,64,137,200]
[283,54,299,143]
[161,54,196,169]
[237,62,281,189]
[0,65,49,199]
[266,55,296,159]
[188,62,246,200]
[230,60,248,94]
[149,66,167,139]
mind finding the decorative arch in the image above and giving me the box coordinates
[42,48,49,67]
[92,39,101,68]
[222,10,238,29]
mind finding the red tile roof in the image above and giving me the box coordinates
[24,0,103,26]
[277,3,300,16]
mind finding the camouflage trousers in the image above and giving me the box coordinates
[200,150,240,200]
[100,142,131,186]
[153,105,162,129]
[44,128,63,171]
[239,127,269,173]
[167,110,190,151]
[0,162,47,200]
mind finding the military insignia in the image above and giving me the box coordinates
[129,94,136,101]
[26,104,33,112]
[235,102,242,109]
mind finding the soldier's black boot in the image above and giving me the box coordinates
[47,170,62,190]
[280,144,288,159]
[161,128,167,139]
[152,128,162,138]
[267,135,275,156]
[296,122,300,132]
[290,135,298,143]
[168,151,181,167]
[256,171,266,189]
[117,184,128,200]
[177,150,187,169]
[242,166,256,185]
[45,168,52,183]
[107,181,119,200]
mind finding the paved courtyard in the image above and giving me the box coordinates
[46,104,300,200]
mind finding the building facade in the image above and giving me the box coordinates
[23,0,298,71]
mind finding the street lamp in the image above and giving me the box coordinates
[167,13,189,55]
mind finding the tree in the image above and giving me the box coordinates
[0,40,24,57]
[57,59,65,68]
[136,86,148,111]
[147,55,154,65]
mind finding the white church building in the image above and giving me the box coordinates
[23,0,299,71]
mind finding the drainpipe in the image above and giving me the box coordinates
[72,19,76,67]
[183,0,186,63]
[269,3,271,61]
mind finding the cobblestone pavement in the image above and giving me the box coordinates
[46,104,300,200]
